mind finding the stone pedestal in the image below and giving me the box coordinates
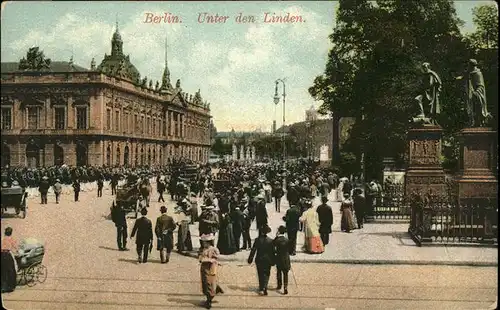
[456,128,498,205]
[405,125,447,197]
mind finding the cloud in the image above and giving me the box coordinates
[4,4,334,132]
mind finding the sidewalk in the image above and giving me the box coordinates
[189,191,498,266]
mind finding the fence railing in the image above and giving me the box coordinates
[367,183,411,220]
[408,196,498,246]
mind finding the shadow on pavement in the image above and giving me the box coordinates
[226,285,258,293]
[168,297,206,307]
[99,246,120,251]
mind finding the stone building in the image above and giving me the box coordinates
[1,25,212,168]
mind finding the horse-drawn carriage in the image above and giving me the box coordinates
[1,187,28,218]
[112,178,151,219]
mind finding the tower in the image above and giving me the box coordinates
[161,33,172,90]
[111,21,123,57]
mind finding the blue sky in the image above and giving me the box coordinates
[1,1,496,132]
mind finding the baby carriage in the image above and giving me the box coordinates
[15,238,47,286]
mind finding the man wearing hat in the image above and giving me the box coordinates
[53,179,62,204]
[272,180,284,212]
[273,225,291,295]
[241,197,253,250]
[230,203,245,251]
[131,208,154,263]
[283,203,301,255]
[248,226,275,296]
[38,176,50,204]
[255,194,268,230]
[155,206,176,263]
[316,196,333,246]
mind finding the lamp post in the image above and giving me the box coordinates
[273,79,286,164]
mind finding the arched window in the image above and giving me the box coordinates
[26,142,40,168]
[116,147,121,166]
[106,145,111,166]
[54,144,64,166]
[76,142,88,166]
[124,145,130,166]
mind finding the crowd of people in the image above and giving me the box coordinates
[1,159,387,308]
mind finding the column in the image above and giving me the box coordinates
[168,111,172,136]
[45,97,51,129]
[68,96,75,128]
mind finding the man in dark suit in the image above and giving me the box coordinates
[353,188,366,229]
[283,204,301,255]
[273,225,290,295]
[111,202,129,251]
[316,196,333,246]
[155,206,176,263]
[131,208,153,263]
[248,226,275,296]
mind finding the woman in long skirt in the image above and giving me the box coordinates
[217,213,238,255]
[340,193,356,233]
[177,201,193,253]
[1,227,18,293]
[199,234,223,309]
[299,200,324,254]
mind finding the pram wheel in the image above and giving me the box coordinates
[36,264,48,283]
[25,264,38,287]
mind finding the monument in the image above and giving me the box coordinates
[232,144,237,161]
[405,62,447,197]
[240,145,245,161]
[455,59,497,205]
[319,145,329,162]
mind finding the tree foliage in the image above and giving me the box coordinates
[18,47,51,71]
[310,0,471,177]
[467,4,499,50]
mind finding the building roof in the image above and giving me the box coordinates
[1,61,89,73]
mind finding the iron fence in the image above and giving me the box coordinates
[409,194,498,246]
[367,182,411,220]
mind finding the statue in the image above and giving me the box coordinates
[149,80,153,89]
[90,58,96,70]
[414,62,442,125]
[117,60,127,77]
[155,81,160,91]
[176,79,181,88]
[456,59,492,127]
[141,76,148,88]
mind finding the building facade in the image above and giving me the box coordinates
[1,26,212,168]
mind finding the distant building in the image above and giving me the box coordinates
[1,24,212,167]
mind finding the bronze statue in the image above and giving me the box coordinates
[414,62,442,125]
[456,59,492,127]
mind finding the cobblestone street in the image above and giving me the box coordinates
[1,182,497,309]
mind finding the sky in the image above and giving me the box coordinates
[0,1,496,132]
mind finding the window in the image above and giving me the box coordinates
[147,117,151,134]
[1,108,12,130]
[114,111,119,131]
[27,107,39,129]
[123,112,129,133]
[162,119,166,136]
[141,115,145,134]
[106,109,111,130]
[152,118,156,136]
[54,107,65,129]
[134,114,139,132]
[76,107,87,129]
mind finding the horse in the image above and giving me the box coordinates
[138,178,152,207]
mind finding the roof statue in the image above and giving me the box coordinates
[194,89,202,104]
[155,81,160,91]
[149,80,153,89]
[18,47,51,71]
[90,58,96,70]
[176,79,181,89]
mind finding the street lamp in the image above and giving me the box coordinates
[273,79,286,164]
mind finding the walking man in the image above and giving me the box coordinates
[111,202,128,251]
[72,179,81,202]
[241,198,253,250]
[38,176,50,205]
[248,226,275,296]
[283,204,301,255]
[273,225,290,295]
[130,208,153,263]
[353,188,366,229]
[272,180,284,212]
[53,179,62,204]
[97,177,104,198]
[157,179,166,203]
[155,206,176,263]
[316,196,333,246]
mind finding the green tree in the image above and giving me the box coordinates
[310,0,468,178]
[211,138,226,155]
[467,4,499,50]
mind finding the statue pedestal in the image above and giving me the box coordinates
[456,128,498,205]
[405,125,447,197]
